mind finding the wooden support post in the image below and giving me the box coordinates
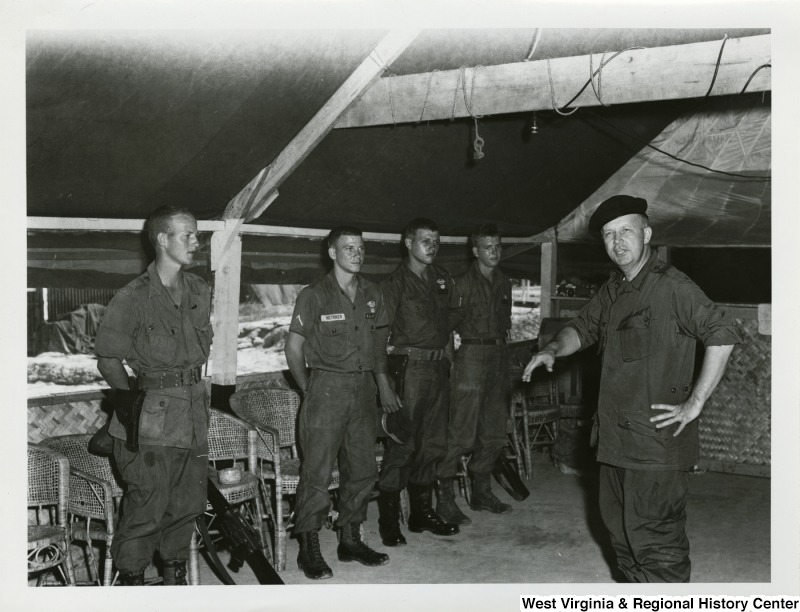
[657,245,671,264]
[540,240,557,319]
[210,220,243,388]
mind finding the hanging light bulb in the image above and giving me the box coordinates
[530,111,539,135]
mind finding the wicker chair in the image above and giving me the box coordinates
[510,370,560,480]
[205,408,271,566]
[229,386,340,571]
[28,444,76,586]
[40,434,121,586]
[42,432,202,586]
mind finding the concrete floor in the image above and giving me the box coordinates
[198,452,770,586]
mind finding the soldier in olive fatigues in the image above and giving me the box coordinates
[374,218,460,548]
[523,196,740,582]
[285,227,390,580]
[437,224,514,524]
[95,206,212,586]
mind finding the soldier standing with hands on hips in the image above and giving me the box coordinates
[522,195,740,582]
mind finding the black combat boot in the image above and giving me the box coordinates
[117,569,146,586]
[337,523,390,566]
[296,529,333,580]
[469,471,512,514]
[407,483,459,536]
[162,559,187,585]
[377,489,407,547]
[436,478,472,526]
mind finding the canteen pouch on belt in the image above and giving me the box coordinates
[387,353,409,401]
[492,454,530,501]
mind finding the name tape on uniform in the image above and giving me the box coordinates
[321,313,346,322]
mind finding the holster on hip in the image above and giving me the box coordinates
[387,353,408,401]
[114,389,146,452]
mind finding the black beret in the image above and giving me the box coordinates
[588,195,648,234]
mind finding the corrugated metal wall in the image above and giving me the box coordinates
[46,288,117,319]
[27,287,117,355]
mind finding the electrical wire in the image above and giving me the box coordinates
[740,62,771,94]
[547,59,580,116]
[556,46,646,112]
[417,69,439,123]
[388,74,397,127]
[704,34,729,97]
[525,29,543,61]
[584,108,771,181]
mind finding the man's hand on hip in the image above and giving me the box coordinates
[650,398,704,436]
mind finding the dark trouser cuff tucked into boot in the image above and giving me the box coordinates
[407,483,460,536]
[470,471,512,514]
[162,559,188,585]
[297,529,333,580]
[117,569,146,586]
[436,478,472,525]
[378,489,407,547]
[337,523,390,566]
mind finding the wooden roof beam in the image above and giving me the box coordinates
[334,34,771,128]
[27,216,542,245]
[222,29,421,224]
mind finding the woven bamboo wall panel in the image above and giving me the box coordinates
[699,317,770,473]
[27,399,107,443]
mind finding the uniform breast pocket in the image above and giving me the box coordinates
[143,325,178,365]
[319,319,349,355]
[471,310,490,333]
[401,299,427,318]
[617,306,656,361]
[190,308,212,356]
[192,321,212,358]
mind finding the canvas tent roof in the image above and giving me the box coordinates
[25,28,771,287]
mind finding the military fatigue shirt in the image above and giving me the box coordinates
[289,270,387,373]
[95,261,213,448]
[449,261,512,340]
[567,252,741,470]
[381,261,454,350]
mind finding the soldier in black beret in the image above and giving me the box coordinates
[522,195,741,582]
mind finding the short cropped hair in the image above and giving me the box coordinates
[471,223,501,247]
[327,226,363,249]
[403,218,440,242]
[146,206,195,247]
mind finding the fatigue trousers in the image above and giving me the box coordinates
[437,343,510,478]
[111,440,207,573]
[599,464,691,582]
[294,370,378,533]
[379,359,449,491]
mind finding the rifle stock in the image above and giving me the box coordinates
[205,477,284,585]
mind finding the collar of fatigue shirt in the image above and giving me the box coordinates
[469,259,504,289]
[609,250,660,294]
[401,258,438,292]
[145,260,190,304]
[325,268,366,304]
